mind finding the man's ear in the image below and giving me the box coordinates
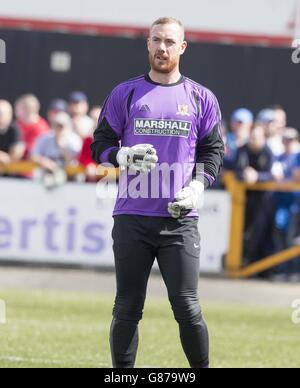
[147,38,151,52]
[180,41,188,55]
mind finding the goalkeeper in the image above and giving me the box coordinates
[91,17,224,368]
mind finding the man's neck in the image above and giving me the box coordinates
[148,68,182,85]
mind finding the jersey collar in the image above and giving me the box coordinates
[145,74,185,87]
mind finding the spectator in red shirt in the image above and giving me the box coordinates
[78,106,102,181]
[15,94,49,157]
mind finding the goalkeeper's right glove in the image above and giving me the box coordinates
[168,180,205,219]
[116,144,158,174]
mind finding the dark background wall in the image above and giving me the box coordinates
[0,29,298,127]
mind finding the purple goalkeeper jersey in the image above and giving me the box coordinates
[94,74,223,217]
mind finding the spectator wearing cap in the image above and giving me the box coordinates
[47,99,68,127]
[226,108,253,167]
[257,109,284,156]
[68,91,94,140]
[15,94,49,158]
[31,112,82,172]
[0,99,25,165]
[235,125,274,263]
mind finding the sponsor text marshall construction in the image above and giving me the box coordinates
[134,118,192,138]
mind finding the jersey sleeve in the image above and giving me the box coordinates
[195,89,224,188]
[90,85,126,166]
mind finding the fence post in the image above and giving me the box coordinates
[223,173,246,277]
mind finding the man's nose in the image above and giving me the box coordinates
[157,42,167,51]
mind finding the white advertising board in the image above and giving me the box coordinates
[0,178,231,273]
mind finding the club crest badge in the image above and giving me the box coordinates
[177,104,190,116]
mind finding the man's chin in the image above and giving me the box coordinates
[153,67,172,74]
[151,63,177,74]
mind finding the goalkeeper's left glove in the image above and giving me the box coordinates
[168,180,204,219]
[117,144,158,174]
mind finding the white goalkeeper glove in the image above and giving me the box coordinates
[117,144,158,174]
[168,180,205,219]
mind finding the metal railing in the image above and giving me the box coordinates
[0,161,118,179]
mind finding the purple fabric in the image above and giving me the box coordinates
[100,146,119,164]
[199,172,215,186]
[101,75,221,217]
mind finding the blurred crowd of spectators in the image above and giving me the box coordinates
[1,94,300,280]
[0,92,101,187]
[222,105,300,281]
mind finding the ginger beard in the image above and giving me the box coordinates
[149,51,179,74]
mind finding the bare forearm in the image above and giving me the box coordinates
[9,143,25,161]
[31,155,58,171]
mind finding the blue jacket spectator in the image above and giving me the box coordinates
[271,128,300,280]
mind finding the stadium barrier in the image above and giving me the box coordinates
[223,172,300,278]
[0,161,119,179]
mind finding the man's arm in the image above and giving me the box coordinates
[194,88,225,188]
[31,154,59,172]
[90,86,158,173]
[0,150,11,164]
[90,86,126,167]
[91,117,120,167]
[195,123,224,188]
[9,142,25,161]
[31,137,58,172]
[7,124,25,161]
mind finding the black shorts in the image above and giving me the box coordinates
[113,215,200,258]
[112,215,201,322]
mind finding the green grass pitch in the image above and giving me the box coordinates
[0,289,299,368]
